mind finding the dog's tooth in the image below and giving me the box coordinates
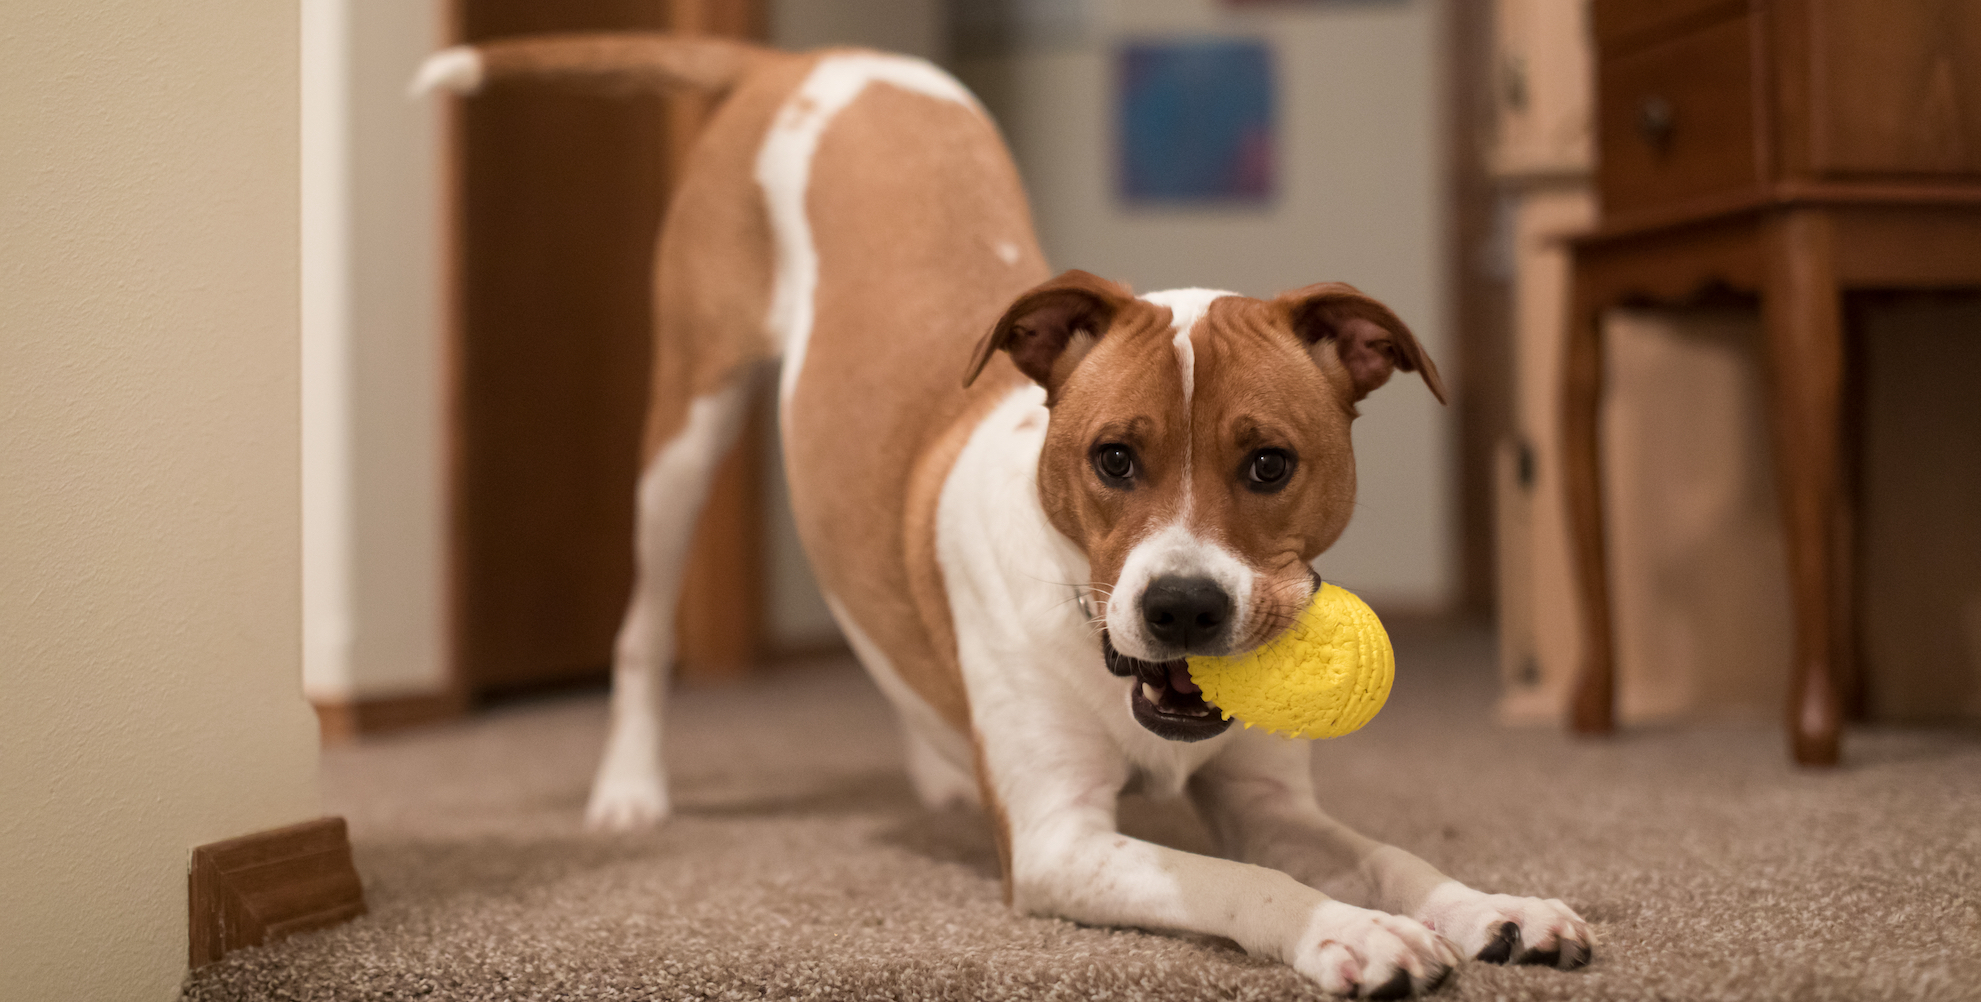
[1141,683,1161,704]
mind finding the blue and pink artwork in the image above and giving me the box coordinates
[1116,38,1277,204]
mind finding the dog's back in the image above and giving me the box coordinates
[766,53,1050,743]
[418,35,1046,818]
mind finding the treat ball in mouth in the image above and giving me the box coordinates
[1184,582,1394,741]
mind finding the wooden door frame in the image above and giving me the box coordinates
[441,0,770,710]
[1448,0,1514,617]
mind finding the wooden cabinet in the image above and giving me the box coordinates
[1591,0,1981,228]
[1773,0,1981,179]
[1565,0,1981,764]
[1596,12,1759,217]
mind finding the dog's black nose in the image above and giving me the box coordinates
[1141,576,1231,649]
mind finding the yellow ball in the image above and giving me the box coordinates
[1186,582,1394,740]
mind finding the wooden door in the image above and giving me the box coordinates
[449,0,765,695]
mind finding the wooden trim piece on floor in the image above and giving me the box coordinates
[312,688,470,744]
[188,817,366,968]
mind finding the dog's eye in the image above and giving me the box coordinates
[1093,443,1135,485]
[1245,449,1294,491]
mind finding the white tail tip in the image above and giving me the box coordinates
[409,47,483,98]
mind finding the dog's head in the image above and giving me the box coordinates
[965,270,1445,741]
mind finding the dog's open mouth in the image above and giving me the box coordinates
[1103,633,1234,742]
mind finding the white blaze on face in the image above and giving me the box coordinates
[1104,288,1253,660]
[755,54,981,419]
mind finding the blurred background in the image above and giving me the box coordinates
[20,1,1979,992]
[300,0,1981,742]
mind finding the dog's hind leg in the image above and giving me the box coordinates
[586,369,762,830]
[903,723,981,811]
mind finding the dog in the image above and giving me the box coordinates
[416,34,1592,997]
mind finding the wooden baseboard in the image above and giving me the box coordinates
[313,688,469,744]
[189,817,366,968]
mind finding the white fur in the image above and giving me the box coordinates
[930,386,1466,992]
[586,380,755,830]
[1139,288,1231,504]
[409,46,483,97]
[1138,287,1232,415]
[757,54,979,414]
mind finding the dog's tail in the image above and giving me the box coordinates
[410,33,769,100]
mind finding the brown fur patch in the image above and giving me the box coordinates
[775,73,1049,733]
[639,53,813,459]
[479,33,766,97]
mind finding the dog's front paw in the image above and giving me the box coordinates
[584,773,670,831]
[1415,882,1592,969]
[1291,901,1460,998]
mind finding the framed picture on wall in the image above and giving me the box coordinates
[1115,38,1278,204]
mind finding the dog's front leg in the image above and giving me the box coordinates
[1188,732,1593,969]
[980,720,1457,998]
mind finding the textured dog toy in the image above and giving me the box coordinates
[1186,582,1394,740]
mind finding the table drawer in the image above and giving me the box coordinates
[1598,13,1761,219]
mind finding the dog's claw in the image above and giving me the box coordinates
[1476,921,1518,964]
[1424,963,1456,993]
[1417,885,1593,972]
[1481,922,1521,962]
[1515,944,1560,967]
[1559,938,1593,970]
[1365,966,1414,1000]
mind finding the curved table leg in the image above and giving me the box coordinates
[1562,272,1615,734]
[1762,210,1845,767]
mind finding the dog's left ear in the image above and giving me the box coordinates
[964,270,1134,396]
[1276,283,1447,405]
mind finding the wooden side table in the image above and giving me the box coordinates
[1563,0,1981,765]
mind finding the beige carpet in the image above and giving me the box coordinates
[183,626,1981,1001]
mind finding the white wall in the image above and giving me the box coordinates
[0,2,323,997]
[959,0,1456,609]
[303,0,451,702]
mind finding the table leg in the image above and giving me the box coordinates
[1762,210,1845,767]
[1562,275,1615,734]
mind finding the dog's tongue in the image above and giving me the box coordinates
[1168,661,1200,695]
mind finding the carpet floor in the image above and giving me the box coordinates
[183,626,1981,1001]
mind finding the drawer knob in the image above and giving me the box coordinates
[1638,95,1675,149]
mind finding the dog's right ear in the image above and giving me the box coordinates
[964,270,1133,396]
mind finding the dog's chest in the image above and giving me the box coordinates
[932,386,1232,791]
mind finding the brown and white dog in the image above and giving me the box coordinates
[417,35,1591,997]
